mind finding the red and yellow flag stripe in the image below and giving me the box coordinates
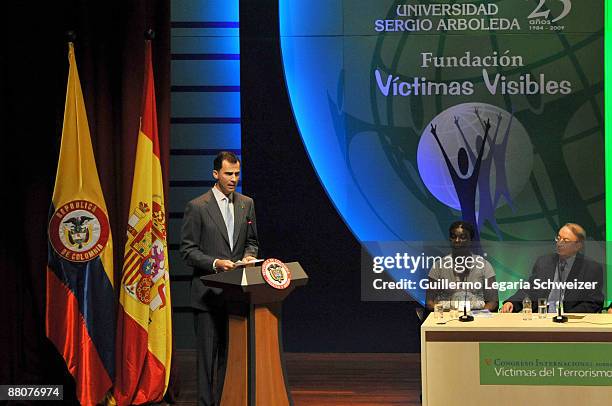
[113,40,172,406]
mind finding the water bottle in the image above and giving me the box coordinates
[522,296,532,320]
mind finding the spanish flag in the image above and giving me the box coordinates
[46,43,115,405]
[113,40,172,405]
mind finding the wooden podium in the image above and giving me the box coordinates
[201,262,308,406]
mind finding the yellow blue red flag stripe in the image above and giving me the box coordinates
[46,43,115,406]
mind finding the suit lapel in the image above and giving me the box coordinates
[232,194,245,248]
[566,253,583,282]
[204,190,231,248]
[546,254,559,281]
[538,255,558,297]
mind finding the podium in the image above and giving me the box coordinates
[201,262,308,406]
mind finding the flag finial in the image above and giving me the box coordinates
[66,30,76,43]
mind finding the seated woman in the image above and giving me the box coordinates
[425,221,498,312]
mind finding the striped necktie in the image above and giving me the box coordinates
[548,259,567,313]
[225,196,234,250]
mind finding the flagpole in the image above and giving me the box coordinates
[66,30,76,43]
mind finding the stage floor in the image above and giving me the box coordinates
[171,351,421,405]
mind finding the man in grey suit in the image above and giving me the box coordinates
[180,151,259,406]
[501,223,603,314]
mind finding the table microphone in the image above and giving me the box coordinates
[458,272,474,322]
[552,301,568,323]
[458,299,474,322]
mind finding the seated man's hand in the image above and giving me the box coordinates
[500,302,514,313]
[215,259,236,272]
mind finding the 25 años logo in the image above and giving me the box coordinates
[527,0,571,31]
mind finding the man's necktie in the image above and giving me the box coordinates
[548,259,567,313]
[225,197,234,250]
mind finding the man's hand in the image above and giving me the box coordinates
[500,302,514,313]
[242,256,257,263]
[215,259,236,272]
[608,307,612,314]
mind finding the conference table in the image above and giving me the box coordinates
[421,312,612,406]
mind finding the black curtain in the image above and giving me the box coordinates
[0,0,174,401]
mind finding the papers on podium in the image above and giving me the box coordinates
[235,258,264,267]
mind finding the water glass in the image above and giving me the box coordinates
[538,298,547,319]
[434,302,444,319]
[522,297,532,320]
[523,307,532,320]
[449,301,459,319]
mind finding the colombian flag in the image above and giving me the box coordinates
[46,43,115,405]
[113,40,172,405]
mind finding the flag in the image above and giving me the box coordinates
[113,40,172,405]
[46,42,115,405]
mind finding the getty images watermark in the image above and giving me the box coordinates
[361,241,606,302]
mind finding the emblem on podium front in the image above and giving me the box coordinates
[261,258,291,289]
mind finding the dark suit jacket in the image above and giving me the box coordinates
[505,253,603,313]
[180,189,259,311]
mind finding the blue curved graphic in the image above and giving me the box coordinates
[279,0,437,244]
[279,0,605,304]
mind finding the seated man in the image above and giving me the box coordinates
[426,221,498,312]
[501,223,603,314]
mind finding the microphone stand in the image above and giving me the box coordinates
[552,301,568,323]
[458,303,474,322]
[458,272,474,322]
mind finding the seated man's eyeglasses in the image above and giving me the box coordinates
[555,235,578,243]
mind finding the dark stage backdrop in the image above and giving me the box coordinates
[0,0,174,399]
[239,1,422,353]
[1,0,422,395]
